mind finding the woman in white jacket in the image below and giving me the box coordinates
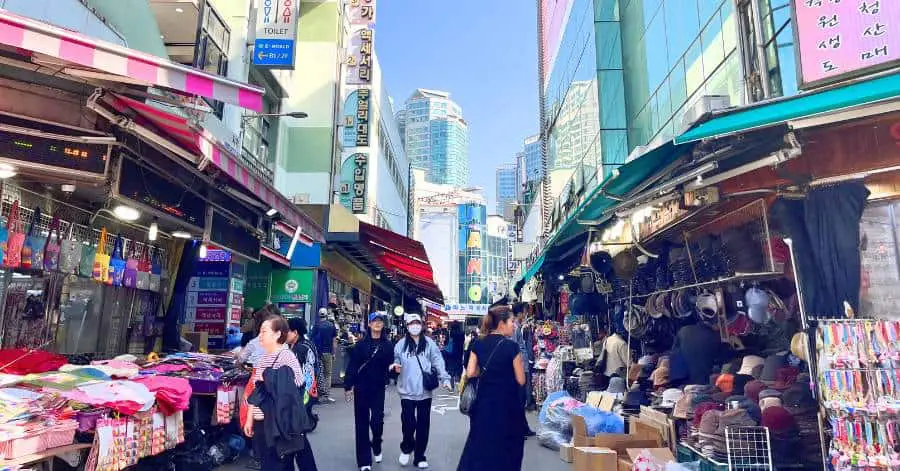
[390,313,451,469]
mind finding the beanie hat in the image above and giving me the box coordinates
[692,402,725,428]
[715,374,735,394]
[761,406,798,433]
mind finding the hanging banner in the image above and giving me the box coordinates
[339,153,369,214]
[253,0,301,68]
[794,0,900,88]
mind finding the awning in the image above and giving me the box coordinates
[676,71,900,144]
[96,93,324,243]
[0,10,263,111]
[360,223,444,303]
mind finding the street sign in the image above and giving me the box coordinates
[253,0,300,69]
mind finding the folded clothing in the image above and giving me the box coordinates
[0,349,67,375]
[62,380,155,415]
[89,360,140,379]
[134,376,192,416]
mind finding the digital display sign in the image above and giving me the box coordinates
[209,210,261,262]
[0,130,108,174]
[116,158,206,229]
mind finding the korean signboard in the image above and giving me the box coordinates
[350,0,376,25]
[338,153,369,214]
[270,269,314,303]
[253,0,300,68]
[794,0,900,88]
[346,28,374,85]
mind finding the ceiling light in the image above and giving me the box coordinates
[199,243,208,258]
[172,231,192,239]
[558,274,565,281]
[149,219,159,241]
[175,7,184,13]
[0,164,17,179]
[266,208,278,217]
[113,204,140,221]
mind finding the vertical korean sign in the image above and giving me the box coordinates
[253,0,300,68]
[793,0,900,88]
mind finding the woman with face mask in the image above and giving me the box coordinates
[390,313,451,469]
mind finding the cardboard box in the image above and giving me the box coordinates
[620,447,676,470]
[573,447,617,471]
[572,415,591,447]
[559,443,574,463]
[618,458,633,471]
[592,434,661,455]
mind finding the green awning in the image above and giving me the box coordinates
[677,71,900,144]
[520,253,545,283]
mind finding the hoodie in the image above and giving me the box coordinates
[344,334,394,392]
[393,336,450,401]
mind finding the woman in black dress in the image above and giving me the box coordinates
[457,305,527,471]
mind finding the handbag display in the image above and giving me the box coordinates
[136,246,151,290]
[92,228,111,283]
[149,247,162,292]
[123,241,139,288]
[459,338,506,416]
[22,206,46,269]
[59,223,84,274]
[3,200,25,268]
[109,234,126,287]
[414,350,439,391]
[43,215,61,271]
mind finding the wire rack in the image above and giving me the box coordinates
[725,426,774,470]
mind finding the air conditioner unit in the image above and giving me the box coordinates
[681,95,732,133]
[292,193,310,204]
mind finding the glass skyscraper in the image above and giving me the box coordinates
[495,163,518,216]
[523,134,542,183]
[398,89,469,187]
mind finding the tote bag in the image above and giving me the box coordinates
[79,242,97,278]
[3,201,25,268]
[109,235,126,287]
[136,246,151,290]
[149,247,162,292]
[92,228,111,283]
[21,206,45,269]
[0,213,8,264]
[59,223,84,274]
[123,241,139,288]
[43,216,62,271]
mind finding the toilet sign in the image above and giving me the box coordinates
[253,0,300,68]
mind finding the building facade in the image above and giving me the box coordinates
[398,89,469,187]
[495,162,518,217]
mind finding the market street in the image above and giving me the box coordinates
[218,387,566,471]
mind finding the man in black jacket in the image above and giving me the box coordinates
[344,312,395,471]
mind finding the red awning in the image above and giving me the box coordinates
[358,222,443,303]
[100,93,324,243]
[0,10,264,111]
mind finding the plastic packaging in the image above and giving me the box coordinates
[572,405,625,435]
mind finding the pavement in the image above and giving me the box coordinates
[217,386,568,471]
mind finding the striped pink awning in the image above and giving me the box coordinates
[0,10,264,112]
[106,94,324,244]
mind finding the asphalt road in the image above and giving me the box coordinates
[218,386,568,471]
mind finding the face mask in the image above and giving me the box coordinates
[408,325,423,336]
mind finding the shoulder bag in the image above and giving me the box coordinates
[43,215,61,271]
[3,201,25,268]
[92,228,110,283]
[459,338,506,416]
[414,342,439,391]
[109,234,126,286]
[21,206,45,269]
[58,223,83,274]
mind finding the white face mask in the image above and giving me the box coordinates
[408,324,423,336]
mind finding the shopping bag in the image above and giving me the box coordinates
[136,245,151,290]
[92,228,110,283]
[123,241,139,288]
[43,215,61,271]
[109,234,126,286]
[149,247,162,292]
[22,206,46,269]
[79,243,97,278]
[3,201,25,268]
[59,223,84,274]
[0,213,7,264]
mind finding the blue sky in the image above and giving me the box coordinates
[376,0,539,210]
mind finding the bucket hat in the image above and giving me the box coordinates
[692,402,725,428]
[660,388,684,408]
[760,354,787,383]
[715,374,735,394]
[790,332,808,362]
[745,287,770,324]
[760,396,783,411]
[673,392,693,419]
[716,408,757,434]
[696,292,718,320]
[772,366,800,390]
[651,367,670,387]
[761,405,798,434]
[698,409,723,438]
[781,382,817,415]
[744,380,766,403]
[737,355,765,376]
[613,250,638,280]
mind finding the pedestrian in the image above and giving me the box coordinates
[243,315,318,471]
[344,312,395,471]
[457,304,527,471]
[509,302,536,437]
[444,322,465,387]
[312,307,338,403]
[287,318,319,431]
[391,313,451,469]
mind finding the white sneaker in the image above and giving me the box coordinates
[361,467,372,471]
[417,461,429,469]
[374,454,383,463]
[399,453,411,466]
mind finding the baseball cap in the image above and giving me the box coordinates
[695,292,718,320]
[368,312,387,323]
[404,313,423,324]
[745,287,770,324]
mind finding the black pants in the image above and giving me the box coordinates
[400,398,432,464]
[253,422,318,471]
[354,386,386,467]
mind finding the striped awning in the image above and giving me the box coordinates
[0,10,264,111]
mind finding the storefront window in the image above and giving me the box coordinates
[859,202,900,319]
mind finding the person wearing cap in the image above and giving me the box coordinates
[344,313,395,471]
[675,318,731,385]
[311,307,338,403]
[391,312,451,469]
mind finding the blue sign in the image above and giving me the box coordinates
[253,39,296,68]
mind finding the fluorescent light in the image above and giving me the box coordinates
[266,208,278,217]
[172,231,192,239]
[175,7,184,13]
[148,220,158,241]
[199,244,208,258]
[0,164,17,179]
[558,274,565,281]
[113,204,140,221]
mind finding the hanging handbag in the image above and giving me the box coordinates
[109,235,126,287]
[92,228,111,283]
[0,213,8,265]
[4,200,25,268]
[59,223,84,274]
[21,206,46,269]
[459,338,506,416]
[136,245,151,290]
[149,247,162,292]
[43,215,62,271]
[79,241,97,278]
[414,348,440,392]
[123,241,139,288]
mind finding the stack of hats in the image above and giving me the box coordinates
[759,389,783,411]
[761,406,801,466]
[650,357,671,389]
[697,409,726,459]
[725,395,762,423]
[689,401,725,445]
[668,246,694,287]
[721,225,765,274]
[659,388,684,409]
[673,384,715,420]
[605,376,627,398]
[760,353,789,385]
[744,379,766,403]
[781,376,822,465]
[771,366,800,391]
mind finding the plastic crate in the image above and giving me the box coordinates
[0,431,46,459]
[42,420,78,449]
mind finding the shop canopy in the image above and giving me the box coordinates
[92,92,323,244]
[677,70,900,144]
[0,10,264,111]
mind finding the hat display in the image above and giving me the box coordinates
[790,332,808,362]
[715,374,735,394]
[660,388,684,408]
[744,380,766,403]
[651,367,670,387]
[732,374,754,396]
[673,289,695,319]
[716,408,758,435]
[760,353,788,383]
[759,389,782,400]
[606,376,627,394]
[772,366,800,390]
[673,392,693,419]
[692,402,725,428]
[761,405,798,433]
[698,409,723,438]
[737,355,765,376]
[613,250,638,280]
[695,292,719,320]
[760,396,783,411]
[745,287,770,324]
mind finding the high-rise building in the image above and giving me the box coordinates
[495,163,518,217]
[524,134,542,183]
[398,89,469,187]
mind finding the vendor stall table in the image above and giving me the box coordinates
[0,443,91,470]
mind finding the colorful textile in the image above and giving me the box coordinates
[133,376,191,416]
[0,349,67,375]
[62,380,155,415]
